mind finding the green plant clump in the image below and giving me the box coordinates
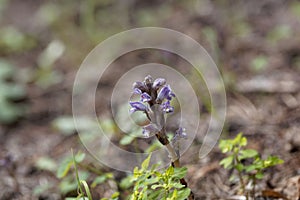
[219,133,283,199]
[0,60,26,124]
[122,154,191,200]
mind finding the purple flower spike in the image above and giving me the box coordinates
[141,92,152,102]
[156,85,175,102]
[129,101,147,113]
[161,101,174,113]
[153,78,166,90]
[142,123,158,137]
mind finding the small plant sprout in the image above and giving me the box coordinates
[219,133,284,199]
[129,75,194,199]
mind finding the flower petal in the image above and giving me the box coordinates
[161,101,174,113]
[129,101,147,113]
[153,78,166,90]
[157,85,170,101]
[156,85,175,102]
[141,92,152,102]
[133,88,142,94]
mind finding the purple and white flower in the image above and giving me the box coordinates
[175,127,187,139]
[161,100,174,113]
[129,101,148,113]
[152,78,166,90]
[156,85,175,102]
[142,123,159,137]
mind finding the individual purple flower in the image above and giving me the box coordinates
[129,101,148,113]
[152,78,166,90]
[161,100,174,113]
[142,123,158,137]
[141,92,152,102]
[156,85,175,102]
[171,127,187,158]
[175,127,187,139]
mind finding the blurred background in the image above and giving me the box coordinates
[0,0,300,199]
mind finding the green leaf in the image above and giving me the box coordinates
[151,184,163,190]
[37,40,65,68]
[57,157,73,178]
[33,183,53,196]
[0,60,26,124]
[59,176,77,194]
[245,165,258,172]
[148,190,161,199]
[119,135,135,145]
[171,182,185,189]
[219,139,232,153]
[74,152,86,163]
[235,163,244,172]
[35,157,57,172]
[264,156,284,167]
[220,155,234,169]
[52,116,99,136]
[80,180,92,200]
[120,174,134,189]
[111,191,119,199]
[141,154,151,170]
[240,136,247,147]
[52,116,76,135]
[166,166,174,176]
[100,119,117,134]
[173,167,187,179]
[91,175,107,188]
[176,188,191,200]
[255,172,264,179]
[169,189,178,199]
[146,176,159,185]
[240,149,258,159]
[251,56,268,72]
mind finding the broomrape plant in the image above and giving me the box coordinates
[129,75,194,200]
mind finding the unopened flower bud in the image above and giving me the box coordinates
[152,78,166,90]
[133,81,147,92]
[144,75,153,87]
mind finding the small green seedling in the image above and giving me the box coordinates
[219,133,283,199]
[121,154,190,200]
[55,150,119,200]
